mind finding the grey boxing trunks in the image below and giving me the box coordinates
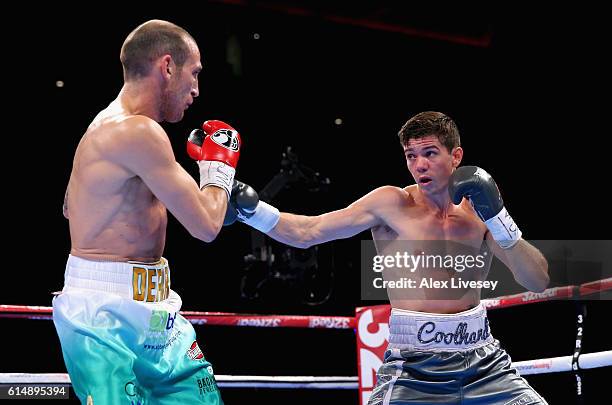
[368,304,547,405]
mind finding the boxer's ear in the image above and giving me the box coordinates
[451,147,463,168]
[159,55,173,79]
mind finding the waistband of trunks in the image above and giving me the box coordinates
[63,254,171,303]
[388,303,493,351]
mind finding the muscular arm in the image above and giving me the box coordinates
[450,167,549,292]
[487,234,549,292]
[267,187,400,248]
[116,117,227,242]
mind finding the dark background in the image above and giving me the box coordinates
[3,2,610,403]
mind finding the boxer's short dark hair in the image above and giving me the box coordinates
[120,20,195,81]
[398,111,461,152]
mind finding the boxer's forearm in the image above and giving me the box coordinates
[267,205,375,248]
[502,239,550,292]
[267,213,319,249]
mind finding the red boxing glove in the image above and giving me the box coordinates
[187,120,242,199]
[187,120,241,167]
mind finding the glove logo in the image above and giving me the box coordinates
[211,129,240,152]
[187,340,204,360]
[473,167,491,181]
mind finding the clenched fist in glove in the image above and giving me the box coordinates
[187,120,241,199]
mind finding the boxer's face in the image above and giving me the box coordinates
[162,40,202,123]
[404,136,462,194]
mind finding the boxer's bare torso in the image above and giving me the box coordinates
[65,101,166,263]
[253,134,548,314]
[371,184,492,313]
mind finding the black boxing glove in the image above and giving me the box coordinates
[449,166,522,249]
[224,180,280,233]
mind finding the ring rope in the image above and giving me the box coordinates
[1,350,610,389]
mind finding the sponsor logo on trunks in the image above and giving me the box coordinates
[236,318,281,327]
[211,128,240,151]
[187,340,204,360]
[143,330,182,350]
[197,375,219,395]
[148,311,176,332]
[503,392,538,405]
[417,318,490,345]
[308,317,351,329]
[125,381,145,404]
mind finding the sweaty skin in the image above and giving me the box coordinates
[370,185,491,312]
[266,136,548,313]
[67,104,169,262]
[65,38,228,263]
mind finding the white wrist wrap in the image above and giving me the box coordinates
[240,201,280,233]
[197,160,236,200]
[485,206,522,249]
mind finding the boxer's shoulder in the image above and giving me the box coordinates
[113,115,166,141]
[362,186,416,219]
[350,186,413,219]
[101,116,170,160]
[88,108,164,142]
[370,185,414,205]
